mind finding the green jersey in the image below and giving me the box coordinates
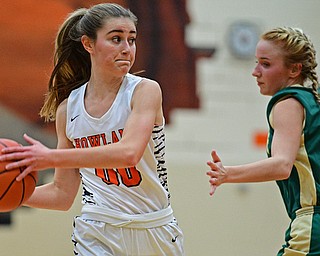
[266,86,320,219]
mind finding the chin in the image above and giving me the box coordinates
[116,68,130,77]
[259,89,270,96]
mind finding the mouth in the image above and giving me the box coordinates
[116,59,131,64]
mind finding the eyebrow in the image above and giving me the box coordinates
[107,29,137,35]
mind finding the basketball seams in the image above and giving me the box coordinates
[0,138,37,212]
[19,167,26,206]
[29,173,37,184]
[0,175,19,200]
[0,141,18,200]
[0,139,17,148]
[0,141,7,147]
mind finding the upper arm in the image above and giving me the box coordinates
[271,97,304,167]
[119,79,163,161]
[56,99,73,150]
[54,100,81,199]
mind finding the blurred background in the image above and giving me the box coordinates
[0,0,319,255]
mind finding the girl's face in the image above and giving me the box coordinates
[252,39,293,96]
[88,17,137,77]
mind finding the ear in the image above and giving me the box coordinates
[81,35,94,54]
[289,63,302,79]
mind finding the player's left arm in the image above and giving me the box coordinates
[118,78,164,164]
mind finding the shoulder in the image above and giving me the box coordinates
[132,75,162,97]
[56,99,68,125]
[139,74,161,90]
[138,79,162,105]
[269,91,304,118]
[57,99,67,114]
[267,87,306,128]
[127,73,159,86]
[269,96,304,132]
[140,77,161,89]
[271,86,313,104]
[273,97,304,113]
[130,77,162,109]
[267,86,311,115]
[69,83,86,98]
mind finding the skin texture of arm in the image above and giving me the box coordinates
[207,97,304,195]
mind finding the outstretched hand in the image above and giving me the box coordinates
[0,134,52,181]
[206,150,227,196]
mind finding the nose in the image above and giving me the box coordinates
[121,41,130,54]
[252,65,260,77]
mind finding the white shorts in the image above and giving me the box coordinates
[71,205,184,256]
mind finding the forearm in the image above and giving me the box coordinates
[51,142,141,169]
[225,157,292,183]
[24,184,68,210]
[24,171,80,211]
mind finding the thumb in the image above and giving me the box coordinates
[23,134,38,145]
[211,150,221,163]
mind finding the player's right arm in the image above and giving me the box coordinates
[206,98,303,195]
[23,100,81,211]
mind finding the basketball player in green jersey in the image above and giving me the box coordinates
[207,27,320,255]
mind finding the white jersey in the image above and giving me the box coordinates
[66,73,170,215]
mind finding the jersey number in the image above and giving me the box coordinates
[95,167,142,187]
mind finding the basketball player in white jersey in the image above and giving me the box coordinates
[0,3,184,255]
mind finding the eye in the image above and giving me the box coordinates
[128,37,136,45]
[256,60,270,68]
[112,36,121,43]
[261,62,270,68]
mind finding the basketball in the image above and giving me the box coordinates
[0,138,38,212]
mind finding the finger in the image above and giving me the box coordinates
[209,177,218,185]
[207,161,219,171]
[5,157,33,170]
[1,146,26,154]
[207,161,214,168]
[0,152,19,162]
[211,150,221,163]
[209,184,217,196]
[206,170,218,178]
[16,166,33,182]
[0,151,28,162]
[23,133,38,145]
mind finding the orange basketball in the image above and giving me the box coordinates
[0,138,38,212]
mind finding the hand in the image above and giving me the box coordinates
[206,150,227,196]
[0,134,52,181]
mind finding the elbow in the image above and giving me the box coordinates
[53,182,79,211]
[57,206,70,211]
[277,159,293,180]
[60,200,74,211]
[123,148,142,167]
[56,196,76,211]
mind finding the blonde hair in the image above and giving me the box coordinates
[40,3,138,121]
[261,27,319,102]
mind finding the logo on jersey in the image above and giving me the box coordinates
[172,235,179,243]
[71,114,80,122]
